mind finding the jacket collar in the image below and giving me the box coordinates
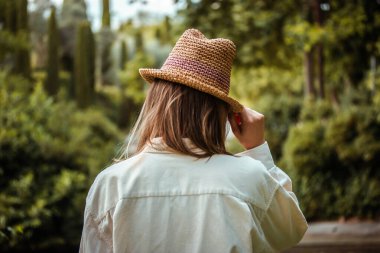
[141,137,206,155]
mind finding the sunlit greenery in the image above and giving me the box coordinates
[0,72,122,250]
[0,0,379,251]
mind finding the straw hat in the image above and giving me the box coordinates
[139,28,243,113]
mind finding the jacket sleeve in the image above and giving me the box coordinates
[237,141,308,251]
[79,178,113,253]
[79,208,113,253]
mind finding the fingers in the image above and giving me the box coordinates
[228,113,241,138]
[228,107,266,149]
[241,107,264,124]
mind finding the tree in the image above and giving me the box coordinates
[74,21,95,108]
[154,26,161,42]
[118,51,154,128]
[16,0,28,31]
[135,29,144,53]
[99,0,115,86]
[302,0,317,98]
[0,0,31,78]
[178,0,283,66]
[59,0,88,73]
[177,0,380,102]
[45,7,59,96]
[120,40,128,69]
[15,0,30,78]
[88,26,96,98]
[3,0,17,33]
[312,0,325,99]
[161,15,172,44]
[0,72,121,250]
[102,0,111,28]
[29,0,51,69]
[323,0,380,101]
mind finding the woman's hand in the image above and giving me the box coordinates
[228,107,265,150]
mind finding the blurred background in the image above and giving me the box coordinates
[0,0,379,252]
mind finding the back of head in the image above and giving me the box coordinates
[129,79,231,158]
[116,29,244,161]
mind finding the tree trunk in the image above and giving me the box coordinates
[317,44,325,98]
[370,55,376,97]
[45,7,59,96]
[312,0,325,99]
[304,47,316,97]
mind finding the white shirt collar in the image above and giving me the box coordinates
[142,137,206,155]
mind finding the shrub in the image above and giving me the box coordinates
[282,101,380,220]
[282,119,340,219]
[256,94,302,160]
[326,106,380,218]
[0,72,122,250]
[229,67,303,160]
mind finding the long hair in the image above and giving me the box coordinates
[116,78,232,160]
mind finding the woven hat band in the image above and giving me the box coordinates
[162,56,230,94]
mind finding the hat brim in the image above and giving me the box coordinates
[139,68,243,113]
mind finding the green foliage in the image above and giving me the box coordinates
[135,29,144,53]
[59,0,88,73]
[2,0,17,32]
[118,51,154,128]
[0,0,30,78]
[96,85,124,127]
[98,28,115,85]
[16,0,28,31]
[299,99,334,122]
[99,0,115,86]
[283,120,336,177]
[45,7,59,96]
[0,4,378,253]
[179,0,380,99]
[0,8,122,248]
[326,106,380,173]
[180,0,299,67]
[120,40,128,69]
[333,170,380,218]
[0,71,122,250]
[322,0,380,86]
[225,136,245,154]
[282,117,341,219]
[154,26,161,42]
[74,21,95,108]
[156,15,172,45]
[229,67,303,159]
[282,102,380,220]
[230,66,303,107]
[0,30,30,54]
[102,0,111,28]
[257,94,302,160]
[15,0,30,78]
[120,52,154,104]
[329,106,380,219]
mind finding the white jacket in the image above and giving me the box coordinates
[79,138,308,253]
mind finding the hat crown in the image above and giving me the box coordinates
[161,29,236,95]
[183,28,207,39]
[138,28,243,112]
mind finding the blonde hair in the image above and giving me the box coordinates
[115,79,232,160]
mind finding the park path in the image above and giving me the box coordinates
[284,221,380,253]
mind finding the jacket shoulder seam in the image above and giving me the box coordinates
[92,191,269,221]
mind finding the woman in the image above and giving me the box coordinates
[79,29,308,253]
